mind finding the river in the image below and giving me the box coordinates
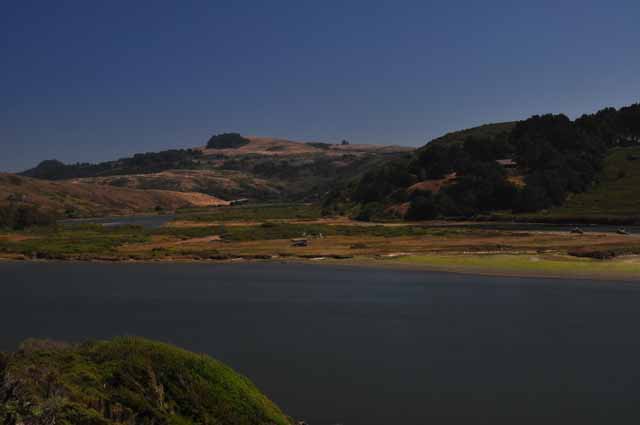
[1,263,639,424]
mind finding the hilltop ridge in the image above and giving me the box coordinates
[19,135,413,204]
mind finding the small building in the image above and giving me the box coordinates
[229,198,249,206]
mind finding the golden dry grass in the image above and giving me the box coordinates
[199,136,411,158]
[0,173,226,216]
[407,173,458,194]
[72,169,281,197]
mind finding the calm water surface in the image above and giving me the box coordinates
[1,263,640,424]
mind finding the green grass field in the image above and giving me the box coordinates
[0,224,220,259]
[0,225,149,258]
[391,254,640,279]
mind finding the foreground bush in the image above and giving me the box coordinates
[0,337,292,425]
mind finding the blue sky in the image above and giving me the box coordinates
[1,0,639,172]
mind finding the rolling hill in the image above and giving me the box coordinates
[20,135,413,203]
[425,121,518,148]
[0,173,228,218]
[70,169,285,202]
[324,102,640,222]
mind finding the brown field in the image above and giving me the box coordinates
[131,230,632,258]
[105,225,640,280]
[2,214,639,279]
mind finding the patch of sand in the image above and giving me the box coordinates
[407,173,458,194]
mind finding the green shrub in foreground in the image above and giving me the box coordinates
[0,337,292,425]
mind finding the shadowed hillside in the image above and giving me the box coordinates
[323,103,640,222]
[517,146,640,223]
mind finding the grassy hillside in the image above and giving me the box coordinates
[0,173,227,218]
[526,146,640,221]
[0,337,292,425]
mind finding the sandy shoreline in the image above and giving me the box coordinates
[2,253,639,283]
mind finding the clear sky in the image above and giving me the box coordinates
[1,0,639,172]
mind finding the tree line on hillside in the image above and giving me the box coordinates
[325,103,640,220]
[0,204,55,230]
[20,149,203,180]
[206,133,251,149]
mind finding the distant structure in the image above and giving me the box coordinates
[291,238,308,247]
[229,198,249,206]
[496,159,518,169]
[341,139,350,146]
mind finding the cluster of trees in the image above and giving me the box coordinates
[509,103,639,212]
[410,134,513,180]
[0,205,55,230]
[353,158,415,204]
[405,136,520,219]
[350,134,519,220]
[342,102,640,219]
[409,162,519,219]
[206,133,250,149]
[575,103,640,147]
[21,149,203,180]
[512,114,606,212]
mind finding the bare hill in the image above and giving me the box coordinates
[0,173,228,217]
[200,135,412,158]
